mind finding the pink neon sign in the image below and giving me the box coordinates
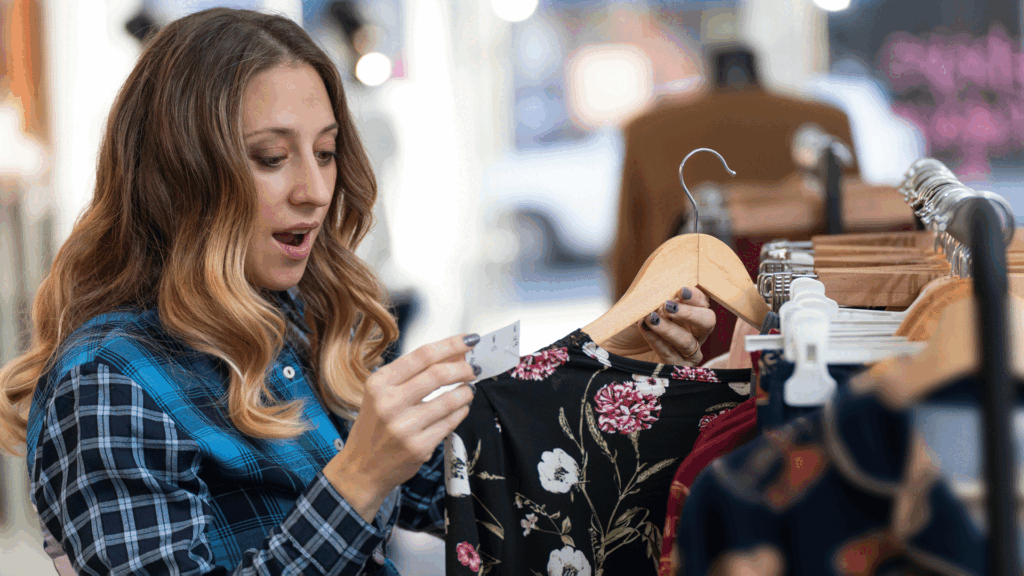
[880,27,1024,176]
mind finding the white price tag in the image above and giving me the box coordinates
[423,321,521,403]
[465,320,521,383]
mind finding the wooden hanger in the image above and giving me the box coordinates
[584,233,770,345]
[584,149,770,346]
[858,296,1024,409]
[892,277,972,341]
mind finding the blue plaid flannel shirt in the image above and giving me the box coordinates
[25,288,445,575]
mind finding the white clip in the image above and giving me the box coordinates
[784,308,838,407]
[780,296,838,357]
[790,277,826,298]
[793,291,839,316]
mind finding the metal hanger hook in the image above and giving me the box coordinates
[679,147,737,234]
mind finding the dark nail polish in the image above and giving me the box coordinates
[641,321,651,331]
[665,300,679,314]
[472,364,482,376]
[464,334,481,347]
[649,312,661,326]
[469,382,477,395]
[682,287,693,300]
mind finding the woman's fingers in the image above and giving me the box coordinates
[381,384,474,462]
[423,404,473,452]
[413,386,476,449]
[637,318,688,364]
[677,286,711,308]
[373,333,480,388]
[399,358,479,406]
[366,334,480,410]
[641,287,716,366]
[404,383,476,432]
[662,296,717,340]
[641,313,703,365]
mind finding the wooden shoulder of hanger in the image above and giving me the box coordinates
[813,230,936,248]
[583,233,769,346]
[815,268,1024,308]
[893,277,972,341]
[862,295,1024,408]
[813,229,1024,249]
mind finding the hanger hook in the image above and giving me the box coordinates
[679,147,737,234]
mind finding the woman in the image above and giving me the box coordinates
[0,8,718,575]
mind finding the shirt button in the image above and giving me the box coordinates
[334,438,344,452]
[283,366,296,379]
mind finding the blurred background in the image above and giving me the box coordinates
[1,0,1022,573]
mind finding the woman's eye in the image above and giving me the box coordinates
[317,151,339,165]
[255,155,286,168]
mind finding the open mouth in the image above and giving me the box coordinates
[272,232,306,246]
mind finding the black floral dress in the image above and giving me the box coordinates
[444,330,751,576]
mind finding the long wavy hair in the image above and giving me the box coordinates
[0,8,397,453]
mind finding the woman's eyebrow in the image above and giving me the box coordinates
[244,122,340,139]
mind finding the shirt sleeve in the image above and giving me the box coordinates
[395,443,445,537]
[31,361,387,576]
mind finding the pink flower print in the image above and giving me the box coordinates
[456,541,481,571]
[593,381,662,435]
[511,347,569,381]
[671,365,720,383]
[699,408,732,430]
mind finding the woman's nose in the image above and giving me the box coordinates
[291,155,333,207]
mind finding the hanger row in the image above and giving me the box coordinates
[755,158,1021,311]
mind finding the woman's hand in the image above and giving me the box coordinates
[599,287,716,366]
[324,334,480,522]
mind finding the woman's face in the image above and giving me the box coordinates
[242,63,338,291]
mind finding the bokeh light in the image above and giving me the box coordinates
[355,52,393,86]
[491,0,539,23]
[813,0,851,12]
[567,44,654,128]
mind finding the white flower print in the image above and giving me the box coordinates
[521,512,538,536]
[632,374,669,397]
[537,448,580,494]
[582,341,612,368]
[444,433,471,497]
[547,546,592,576]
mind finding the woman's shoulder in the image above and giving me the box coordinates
[38,306,222,416]
[49,307,176,380]
[26,306,208,463]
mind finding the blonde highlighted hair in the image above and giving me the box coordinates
[0,8,397,453]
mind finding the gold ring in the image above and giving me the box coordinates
[683,340,700,359]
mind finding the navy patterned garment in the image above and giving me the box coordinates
[26,288,443,576]
[444,330,752,576]
[678,372,989,576]
[756,352,868,431]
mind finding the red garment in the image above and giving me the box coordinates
[658,397,759,576]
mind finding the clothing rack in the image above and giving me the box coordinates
[823,148,843,235]
[963,198,1017,575]
[754,159,1020,571]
